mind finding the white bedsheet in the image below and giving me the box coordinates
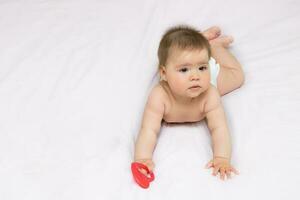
[0,0,299,199]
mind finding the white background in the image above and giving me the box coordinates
[0,0,299,199]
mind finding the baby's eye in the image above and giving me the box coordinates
[199,66,207,71]
[179,68,188,73]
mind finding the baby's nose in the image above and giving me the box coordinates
[191,76,199,81]
[190,70,200,80]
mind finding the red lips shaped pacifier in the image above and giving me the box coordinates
[131,162,155,189]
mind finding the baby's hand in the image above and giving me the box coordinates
[134,159,155,176]
[205,156,239,180]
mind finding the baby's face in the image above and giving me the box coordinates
[160,48,210,101]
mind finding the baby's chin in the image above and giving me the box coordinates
[188,87,205,94]
[187,86,210,97]
[188,92,203,98]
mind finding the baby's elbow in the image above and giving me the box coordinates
[240,68,245,86]
[235,68,245,88]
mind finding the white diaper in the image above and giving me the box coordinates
[209,57,220,88]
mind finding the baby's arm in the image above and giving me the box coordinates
[204,87,239,180]
[204,87,231,159]
[134,86,165,171]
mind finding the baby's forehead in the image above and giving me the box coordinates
[170,45,207,54]
[168,47,209,61]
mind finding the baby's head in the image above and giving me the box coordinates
[158,25,211,101]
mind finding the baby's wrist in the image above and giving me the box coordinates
[134,158,152,162]
[213,155,230,160]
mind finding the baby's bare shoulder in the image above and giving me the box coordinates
[151,83,168,99]
[145,83,168,111]
[140,84,166,132]
[203,85,222,113]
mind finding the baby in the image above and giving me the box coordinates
[134,25,244,181]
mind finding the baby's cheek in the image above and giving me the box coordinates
[207,74,211,83]
[178,79,188,91]
[170,78,184,89]
[172,82,184,92]
[205,74,211,85]
[202,78,211,90]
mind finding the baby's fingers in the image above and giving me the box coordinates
[212,166,220,176]
[225,170,231,179]
[146,162,155,172]
[230,167,240,175]
[220,168,226,180]
[205,160,213,169]
[139,168,149,176]
[135,159,155,172]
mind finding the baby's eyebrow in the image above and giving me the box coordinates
[176,63,192,67]
[176,62,208,68]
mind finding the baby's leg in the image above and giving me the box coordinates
[210,36,245,96]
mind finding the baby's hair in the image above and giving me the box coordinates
[157,25,211,72]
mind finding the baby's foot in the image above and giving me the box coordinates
[209,35,234,48]
[201,26,221,41]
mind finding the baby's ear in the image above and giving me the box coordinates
[159,66,167,81]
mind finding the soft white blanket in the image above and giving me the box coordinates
[0,0,299,199]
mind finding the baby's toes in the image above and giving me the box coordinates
[226,36,234,44]
[212,26,221,38]
[202,26,221,40]
[210,35,234,48]
[217,35,234,46]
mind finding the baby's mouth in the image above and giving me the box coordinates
[189,86,201,89]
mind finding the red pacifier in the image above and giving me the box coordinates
[131,162,155,189]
